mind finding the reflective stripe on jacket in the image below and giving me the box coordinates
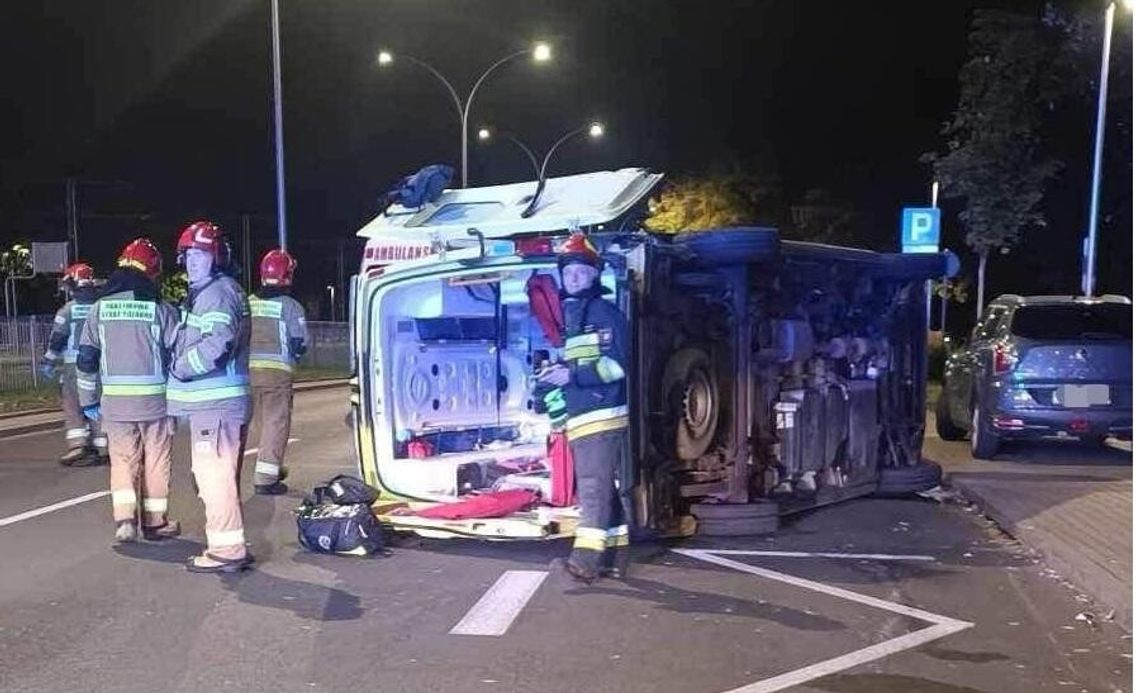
[248,295,309,374]
[561,289,630,441]
[76,291,179,422]
[44,301,94,364]
[167,275,252,420]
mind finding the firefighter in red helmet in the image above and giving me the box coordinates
[76,238,182,543]
[248,248,309,495]
[168,220,254,573]
[536,232,633,582]
[42,262,107,466]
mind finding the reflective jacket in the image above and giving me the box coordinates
[167,274,252,421]
[561,285,629,442]
[248,290,309,378]
[75,274,179,422]
[43,287,99,365]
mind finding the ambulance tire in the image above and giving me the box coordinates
[690,501,778,521]
[672,227,779,266]
[662,348,720,461]
[693,503,779,537]
[874,461,943,497]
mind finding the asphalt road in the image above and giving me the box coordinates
[0,388,1131,693]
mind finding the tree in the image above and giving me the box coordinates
[924,10,1064,319]
[0,243,31,277]
[160,271,188,304]
[644,170,784,234]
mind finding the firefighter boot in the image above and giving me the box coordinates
[114,520,138,544]
[142,520,182,542]
[58,446,88,466]
[564,548,601,583]
[254,463,289,496]
[601,545,631,580]
[71,445,108,467]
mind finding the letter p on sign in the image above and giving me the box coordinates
[900,207,941,254]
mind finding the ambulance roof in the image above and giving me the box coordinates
[356,167,663,244]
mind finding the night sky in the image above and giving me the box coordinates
[0,0,1130,323]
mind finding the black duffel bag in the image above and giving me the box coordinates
[297,475,385,556]
[306,474,379,506]
[297,501,386,556]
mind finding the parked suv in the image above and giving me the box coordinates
[937,294,1132,458]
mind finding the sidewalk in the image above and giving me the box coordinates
[924,412,1133,632]
[0,379,348,438]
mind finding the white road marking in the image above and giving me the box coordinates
[244,437,300,457]
[673,549,973,693]
[0,490,110,528]
[707,550,936,562]
[450,570,549,636]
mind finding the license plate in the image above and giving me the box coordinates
[1060,384,1110,408]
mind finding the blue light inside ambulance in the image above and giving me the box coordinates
[487,240,515,257]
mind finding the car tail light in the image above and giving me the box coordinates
[1068,419,1091,433]
[995,416,1025,430]
[993,344,1017,374]
[516,237,553,256]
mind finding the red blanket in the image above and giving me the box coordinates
[413,489,537,520]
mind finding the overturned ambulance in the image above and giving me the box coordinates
[348,168,955,539]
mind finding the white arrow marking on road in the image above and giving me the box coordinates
[450,570,549,636]
[0,490,110,528]
[673,549,973,693]
[244,438,300,457]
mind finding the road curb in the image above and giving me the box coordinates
[0,379,349,440]
[944,471,1132,633]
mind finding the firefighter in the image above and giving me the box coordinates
[536,232,633,583]
[41,262,107,466]
[167,220,254,573]
[248,248,309,495]
[76,239,181,543]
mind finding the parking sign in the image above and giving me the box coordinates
[900,207,941,254]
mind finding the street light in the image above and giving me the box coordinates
[1081,0,1130,297]
[376,42,552,187]
[521,122,606,218]
[477,127,540,178]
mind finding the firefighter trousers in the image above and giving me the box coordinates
[104,418,173,526]
[251,382,293,485]
[569,427,632,571]
[61,367,106,455]
[189,415,249,560]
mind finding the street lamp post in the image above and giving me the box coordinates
[377,43,551,187]
[521,122,605,218]
[270,0,287,250]
[477,127,540,178]
[1081,0,1131,297]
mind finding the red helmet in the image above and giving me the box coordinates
[259,248,296,287]
[117,238,163,280]
[63,262,96,286]
[557,232,601,269]
[177,220,227,263]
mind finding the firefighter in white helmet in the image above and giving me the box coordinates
[248,248,309,495]
[76,239,181,543]
[167,220,254,573]
[42,262,107,466]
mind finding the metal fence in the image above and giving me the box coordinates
[296,321,350,373]
[0,316,55,393]
[0,316,349,393]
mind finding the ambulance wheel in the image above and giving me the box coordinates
[662,348,720,461]
[692,502,779,536]
[672,227,779,266]
[874,461,943,496]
